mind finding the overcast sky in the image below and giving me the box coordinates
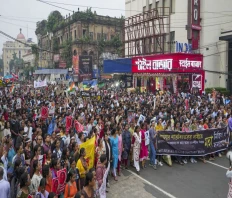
[0,0,125,55]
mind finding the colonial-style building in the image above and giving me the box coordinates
[2,29,34,75]
[36,10,124,69]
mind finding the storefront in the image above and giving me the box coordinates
[131,53,204,94]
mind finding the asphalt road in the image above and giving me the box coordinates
[110,156,230,198]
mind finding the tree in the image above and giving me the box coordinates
[47,11,63,32]
[61,39,72,68]
[35,20,47,36]
[9,52,24,74]
[31,44,39,68]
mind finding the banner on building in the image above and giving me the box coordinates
[79,56,93,81]
[34,79,47,88]
[73,55,79,75]
[79,136,96,169]
[156,127,229,156]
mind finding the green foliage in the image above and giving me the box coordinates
[35,20,47,36]
[72,8,95,22]
[61,39,72,68]
[205,87,230,96]
[52,37,59,53]
[9,52,24,72]
[31,44,39,68]
[47,11,63,32]
[23,66,35,79]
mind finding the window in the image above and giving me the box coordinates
[143,6,146,12]
[103,33,107,41]
[170,31,175,41]
[66,33,69,40]
[70,32,72,40]
[89,32,93,40]
[170,0,175,13]
[97,33,101,40]
[149,4,152,10]
[83,29,86,37]
[74,30,77,39]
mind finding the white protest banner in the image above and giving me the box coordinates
[145,130,150,146]
[99,162,110,198]
[34,79,47,88]
[16,98,21,109]
[49,102,55,114]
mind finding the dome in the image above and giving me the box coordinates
[16,28,25,40]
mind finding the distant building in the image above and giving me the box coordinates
[22,50,35,68]
[2,29,35,75]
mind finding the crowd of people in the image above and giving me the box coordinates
[0,83,231,198]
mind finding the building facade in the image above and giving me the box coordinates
[36,11,124,72]
[2,29,34,75]
[125,0,232,90]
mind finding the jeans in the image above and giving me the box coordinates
[149,143,156,165]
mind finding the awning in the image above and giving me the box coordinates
[34,69,68,75]
[103,58,132,73]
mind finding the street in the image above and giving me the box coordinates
[108,156,229,198]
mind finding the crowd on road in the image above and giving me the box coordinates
[0,83,231,198]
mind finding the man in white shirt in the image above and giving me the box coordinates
[0,167,10,198]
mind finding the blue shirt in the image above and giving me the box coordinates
[149,128,156,143]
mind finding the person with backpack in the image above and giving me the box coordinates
[64,170,78,198]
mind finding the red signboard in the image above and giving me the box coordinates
[191,0,201,50]
[59,60,67,68]
[131,53,203,73]
[73,55,79,75]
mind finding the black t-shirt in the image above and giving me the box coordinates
[10,120,20,138]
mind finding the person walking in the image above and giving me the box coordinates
[0,167,10,198]
[110,128,119,181]
[149,121,157,170]
[132,126,141,175]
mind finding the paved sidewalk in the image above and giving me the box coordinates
[107,170,155,198]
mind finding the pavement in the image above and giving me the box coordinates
[107,156,230,198]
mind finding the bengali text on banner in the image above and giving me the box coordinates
[156,127,229,156]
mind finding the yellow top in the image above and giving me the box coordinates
[76,159,86,178]
[155,124,164,132]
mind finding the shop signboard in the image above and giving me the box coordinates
[79,56,93,81]
[192,74,202,90]
[72,55,79,75]
[132,53,203,73]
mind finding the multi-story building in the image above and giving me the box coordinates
[125,0,232,91]
[22,50,35,67]
[36,11,124,71]
[2,29,34,75]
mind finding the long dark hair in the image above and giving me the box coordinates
[66,169,75,182]
[79,148,85,157]
[19,172,29,188]
[84,172,93,187]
